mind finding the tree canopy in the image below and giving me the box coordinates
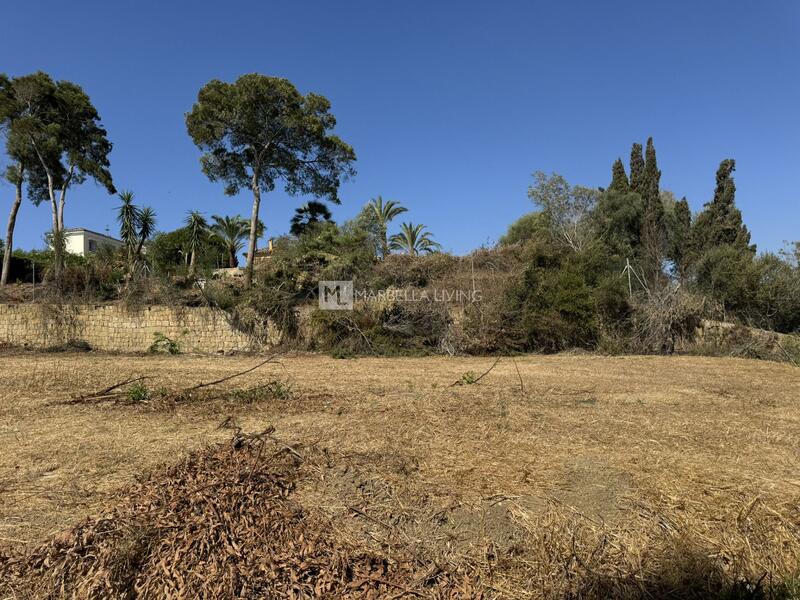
[185,73,356,285]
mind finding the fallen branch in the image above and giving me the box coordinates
[449,357,502,387]
[187,353,283,391]
[64,375,153,405]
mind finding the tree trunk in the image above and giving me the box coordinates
[42,173,64,287]
[380,226,389,259]
[57,167,73,232]
[244,175,261,288]
[229,247,237,268]
[1,165,25,286]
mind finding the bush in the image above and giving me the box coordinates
[202,279,298,346]
[629,288,709,354]
[310,298,451,356]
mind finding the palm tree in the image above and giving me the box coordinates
[136,207,156,259]
[116,191,140,272]
[389,223,441,256]
[210,215,249,267]
[185,210,208,276]
[117,191,157,275]
[368,196,407,258]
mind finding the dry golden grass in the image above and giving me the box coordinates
[1,350,799,598]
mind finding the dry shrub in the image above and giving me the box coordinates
[629,287,710,354]
[689,322,800,364]
[310,298,452,356]
[367,252,460,288]
[204,281,298,345]
[450,288,526,354]
[0,436,481,599]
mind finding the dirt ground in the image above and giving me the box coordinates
[1,350,799,597]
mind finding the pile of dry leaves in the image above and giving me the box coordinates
[0,430,482,599]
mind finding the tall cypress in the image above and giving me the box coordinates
[609,158,629,193]
[687,159,753,264]
[712,159,736,207]
[639,137,666,284]
[668,197,691,277]
[642,138,661,210]
[629,143,644,195]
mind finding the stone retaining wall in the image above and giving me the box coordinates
[0,304,271,354]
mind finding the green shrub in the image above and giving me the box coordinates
[149,333,180,355]
[126,382,151,404]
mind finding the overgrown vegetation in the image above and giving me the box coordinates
[1,69,797,361]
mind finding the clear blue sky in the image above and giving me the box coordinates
[2,0,798,255]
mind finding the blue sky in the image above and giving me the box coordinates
[2,0,798,256]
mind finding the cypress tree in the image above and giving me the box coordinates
[609,158,629,193]
[712,159,737,207]
[642,138,661,210]
[668,197,691,277]
[639,137,666,284]
[629,143,644,195]
[687,159,753,265]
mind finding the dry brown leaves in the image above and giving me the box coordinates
[0,432,482,599]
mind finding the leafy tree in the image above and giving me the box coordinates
[593,190,644,257]
[629,143,644,195]
[389,223,440,255]
[367,196,407,257]
[148,227,226,274]
[210,214,250,267]
[499,211,550,246]
[609,158,629,193]
[185,211,209,276]
[527,172,598,252]
[290,200,333,236]
[185,73,356,286]
[753,253,800,332]
[693,244,759,314]
[508,240,628,352]
[9,72,115,283]
[343,203,383,258]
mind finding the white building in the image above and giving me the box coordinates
[63,228,124,257]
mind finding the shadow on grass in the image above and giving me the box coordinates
[574,545,799,600]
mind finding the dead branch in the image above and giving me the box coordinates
[187,353,283,391]
[449,356,502,387]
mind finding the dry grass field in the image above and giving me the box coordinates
[1,350,799,598]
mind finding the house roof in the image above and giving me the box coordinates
[62,228,123,244]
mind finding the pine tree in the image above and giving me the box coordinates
[629,143,644,195]
[609,158,629,193]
